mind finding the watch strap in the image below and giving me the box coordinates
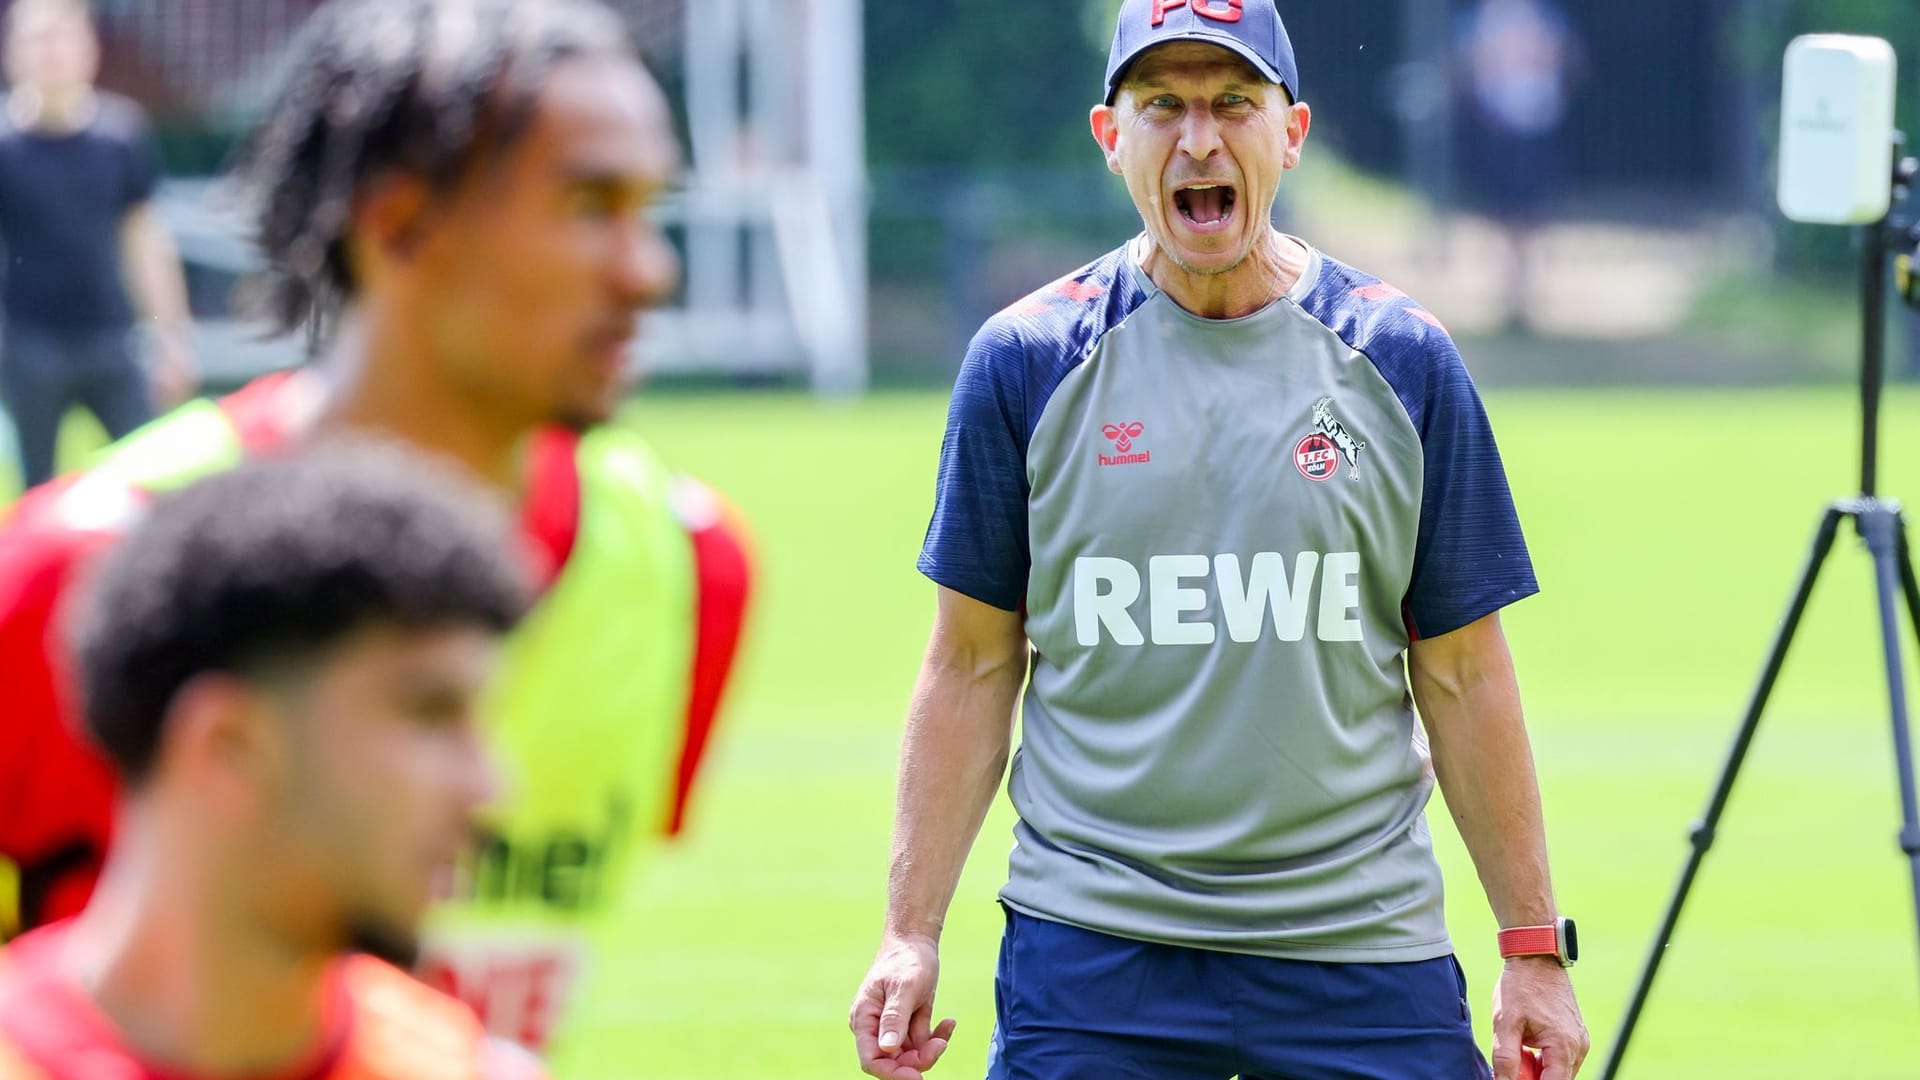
[1497,924,1561,959]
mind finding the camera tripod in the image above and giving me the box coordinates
[1599,144,1920,1079]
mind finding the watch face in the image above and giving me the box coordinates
[1560,917,1579,965]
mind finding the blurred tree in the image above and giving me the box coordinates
[865,1,1112,168]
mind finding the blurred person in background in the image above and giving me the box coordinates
[1906,310,1919,380]
[0,0,195,486]
[0,443,546,1080]
[1454,0,1583,333]
[851,1,1586,1078]
[0,0,752,1068]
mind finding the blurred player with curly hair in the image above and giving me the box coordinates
[0,0,752,1065]
[0,442,545,1079]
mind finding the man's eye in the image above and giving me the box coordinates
[1148,95,1177,108]
[570,191,622,218]
[396,689,464,728]
[1221,94,1249,106]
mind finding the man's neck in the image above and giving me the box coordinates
[9,84,97,133]
[63,815,338,1075]
[1137,227,1310,320]
[312,314,531,495]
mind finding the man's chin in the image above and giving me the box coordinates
[1165,246,1253,279]
[549,378,626,432]
[552,404,614,433]
[346,917,422,969]
[1152,228,1254,278]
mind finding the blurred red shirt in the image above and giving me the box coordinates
[0,373,750,933]
[0,920,548,1080]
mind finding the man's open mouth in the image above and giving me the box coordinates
[1173,183,1237,227]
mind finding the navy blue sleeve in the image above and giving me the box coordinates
[123,124,160,208]
[1294,255,1536,639]
[1403,338,1537,639]
[917,320,1030,612]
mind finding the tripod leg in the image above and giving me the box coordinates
[1899,524,1920,657]
[1599,507,1847,1080]
[1860,509,1920,989]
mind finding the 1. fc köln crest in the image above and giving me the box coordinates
[1294,397,1366,482]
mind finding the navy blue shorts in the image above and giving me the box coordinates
[986,907,1492,1080]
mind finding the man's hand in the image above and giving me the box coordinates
[120,202,196,409]
[1490,958,1588,1080]
[850,933,956,1080]
[148,329,197,410]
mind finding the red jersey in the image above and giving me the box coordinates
[0,373,751,934]
[0,923,547,1080]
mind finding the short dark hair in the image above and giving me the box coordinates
[70,440,531,785]
[238,0,640,343]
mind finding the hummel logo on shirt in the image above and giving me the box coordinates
[1098,421,1150,467]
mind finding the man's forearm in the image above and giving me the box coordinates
[1411,619,1557,928]
[121,207,191,338]
[884,642,1023,942]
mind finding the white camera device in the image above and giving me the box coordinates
[1777,34,1898,225]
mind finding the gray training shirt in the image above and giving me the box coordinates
[919,239,1537,961]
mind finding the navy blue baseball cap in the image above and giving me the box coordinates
[1104,0,1299,105]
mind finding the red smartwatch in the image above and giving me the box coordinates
[1497,917,1578,967]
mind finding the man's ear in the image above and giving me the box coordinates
[1090,103,1124,176]
[346,172,436,278]
[1283,100,1312,171]
[156,672,284,820]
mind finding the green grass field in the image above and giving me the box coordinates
[603,384,1920,1079]
[9,384,1918,1077]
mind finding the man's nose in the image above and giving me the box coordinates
[1178,107,1223,162]
[611,222,682,309]
[461,723,503,813]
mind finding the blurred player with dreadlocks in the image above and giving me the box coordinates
[0,442,546,1079]
[0,0,752,1066]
